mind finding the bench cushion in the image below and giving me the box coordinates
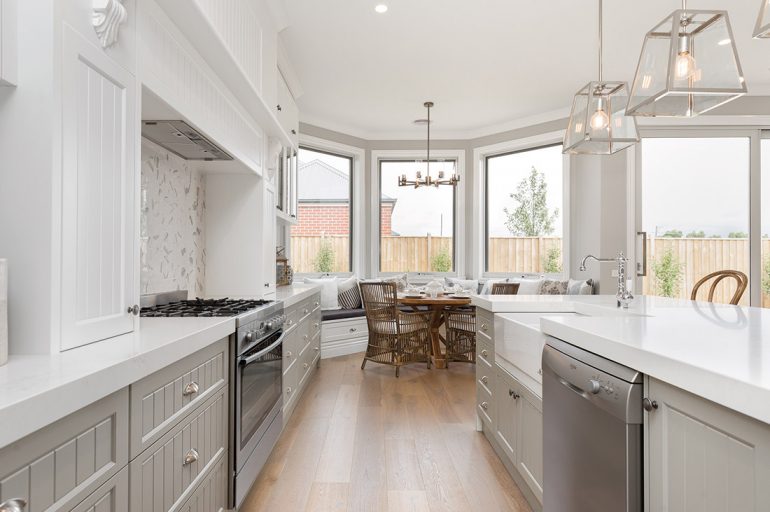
[322,308,367,321]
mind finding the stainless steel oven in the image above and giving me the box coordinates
[230,306,285,509]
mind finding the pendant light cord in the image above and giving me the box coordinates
[426,103,431,177]
[598,0,603,82]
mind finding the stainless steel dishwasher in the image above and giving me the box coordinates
[542,336,643,512]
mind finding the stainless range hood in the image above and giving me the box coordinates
[141,120,232,161]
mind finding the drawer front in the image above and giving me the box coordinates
[307,311,322,341]
[70,467,128,512]
[283,328,301,376]
[476,361,494,397]
[476,384,495,428]
[130,339,228,458]
[284,307,300,334]
[477,337,494,366]
[297,332,319,387]
[0,389,128,512]
[129,389,227,512]
[477,309,494,339]
[322,318,368,342]
[177,453,227,512]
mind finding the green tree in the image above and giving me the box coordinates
[503,167,559,237]
[661,229,683,238]
[686,230,705,238]
[763,256,770,297]
[313,238,335,273]
[430,246,452,272]
[543,247,562,273]
[728,231,749,239]
[651,249,683,298]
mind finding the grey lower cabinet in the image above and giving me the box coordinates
[646,378,770,512]
[0,389,129,512]
[0,339,231,512]
[282,293,322,424]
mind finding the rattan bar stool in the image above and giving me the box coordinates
[359,282,432,377]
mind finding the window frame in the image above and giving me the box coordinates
[634,127,761,306]
[370,149,466,279]
[292,134,366,278]
[474,131,570,279]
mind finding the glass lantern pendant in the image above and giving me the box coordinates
[563,0,639,155]
[626,0,746,117]
[754,0,770,38]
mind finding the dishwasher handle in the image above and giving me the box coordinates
[543,345,643,424]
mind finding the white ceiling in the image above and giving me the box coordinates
[279,0,770,139]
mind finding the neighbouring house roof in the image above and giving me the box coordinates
[298,159,396,204]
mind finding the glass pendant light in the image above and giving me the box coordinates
[626,0,746,117]
[563,0,639,155]
[754,0,770,38]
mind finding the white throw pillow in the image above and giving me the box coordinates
[304,278,340,310]
[445,277,480,293]
[514,278,543,295]
[567,278,594,295]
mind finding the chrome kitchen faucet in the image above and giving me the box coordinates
[580,251,634,308]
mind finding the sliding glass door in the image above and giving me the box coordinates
[637,133,752,305]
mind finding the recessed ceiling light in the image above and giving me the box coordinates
[718,38,732,46]
[375,4,388,13]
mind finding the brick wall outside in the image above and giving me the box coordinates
[292,203,395,236]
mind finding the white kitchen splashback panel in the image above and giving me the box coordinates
[141,140,206,297]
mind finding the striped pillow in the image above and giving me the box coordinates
[337,276,362,309]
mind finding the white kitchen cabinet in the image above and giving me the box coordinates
[277,72,299,147]
[0,0,17,86]
[495,366,520,462]
[261,184,277,298]
[646,378,770,512]
[60,25,138,350]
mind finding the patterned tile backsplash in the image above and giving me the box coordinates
[140,139,206,297]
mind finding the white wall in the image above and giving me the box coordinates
[140,139,207,298]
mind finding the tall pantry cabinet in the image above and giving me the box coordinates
[0,0,139,354]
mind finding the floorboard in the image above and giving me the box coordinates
[241,352,532,512]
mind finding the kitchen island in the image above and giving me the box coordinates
[471,294,770,512]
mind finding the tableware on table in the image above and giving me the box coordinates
[425,280,443,299]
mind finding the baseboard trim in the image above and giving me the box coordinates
[481,422,543,512]
[321,337,368,359]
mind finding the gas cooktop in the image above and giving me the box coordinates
[140,298,273,317]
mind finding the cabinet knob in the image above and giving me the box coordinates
[303,362,309,369]
[480,401,489,410]
[183,448,199,466]
[291,129,297,135]
[314,346,320,352]
[480,323,489,332]
[277,104,282,111]
[303,334,309,341]
[183,382,200,396]
[481,375,488,384]
[509,389,520,400]
[0,499,27,512]
[349,327,357,333]
[314,301,320,307]
[481,349,488,358]
[265,283,270,288]
[642,397,659,412]
[286,351,293,358]
[314,323,320,328]
[303,308,309,314]
[127,304,140,316]
[286,386,293,394]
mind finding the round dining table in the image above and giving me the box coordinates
[397,294,473,369]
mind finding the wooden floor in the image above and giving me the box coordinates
[241,353,532,512]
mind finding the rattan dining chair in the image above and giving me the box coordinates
[690,270,748,305]
[359,282,432,377]
[491,282,520,295]
[444,308,476,367]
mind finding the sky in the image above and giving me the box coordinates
[642,138,751,237]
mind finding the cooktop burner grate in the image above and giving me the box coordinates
[140,298,273,317]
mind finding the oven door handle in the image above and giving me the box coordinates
[238,333,286,366]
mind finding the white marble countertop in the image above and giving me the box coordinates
[276,283,321,308]
[0,317,235,450]
[473,294,770,424]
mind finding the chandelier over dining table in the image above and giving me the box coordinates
[398,102,460,188]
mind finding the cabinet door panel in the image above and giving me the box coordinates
[261,186,276,297]
[517,391,543,503]
[494,367,519,462]
[648,379,770,511]
[61,26,136,350]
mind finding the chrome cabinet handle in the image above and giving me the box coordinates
[480,323,489,332]
[303,363,309,369]
[509,389,520,400]
[183,448,199,466]
[480,401,489,410]
[643,398,659,412]
[481,375,489,384]
[0,499,27,512]
[481,349,488,358]
[183,382,199,396]
[314,323,320,328]
[286,351,293,358]
[315,301,320,307]
[286,387,293,394]
[303,334,309,340]
[303,308,309,315]
[127,304,139,315]
[314,346,320,352]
